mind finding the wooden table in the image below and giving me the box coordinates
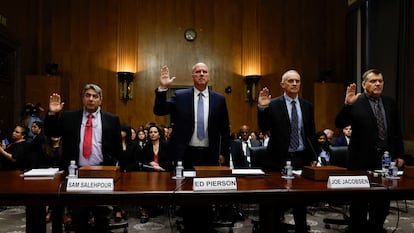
[1,169,414,231]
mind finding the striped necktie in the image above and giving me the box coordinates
[290,101,299,151]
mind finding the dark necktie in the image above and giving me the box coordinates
[244,141,251,166]
[374,99,386,141]
[83,113,93,158]
[290,100,299,151]
[197,93,205,140]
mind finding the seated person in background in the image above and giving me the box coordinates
[323,128,335,145]
[141,125,171,172]
[334,125,352,146]
[315,131,332,166]
[258,131,270,147]
[231,125,262,168]
[119,123,141,172]
[29,121,46,169]
[0,125,30,171]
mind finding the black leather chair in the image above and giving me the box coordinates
[249,146,268,168]
[322,145,350,230]
[249,146,310,232]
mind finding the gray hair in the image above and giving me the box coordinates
[281,70,301,82]
[82,84,103,99]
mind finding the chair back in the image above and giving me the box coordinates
[329,145,348,168]
[249,146,268,168]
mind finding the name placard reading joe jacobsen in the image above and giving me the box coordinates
[193,177,237,191]
[67,178,114,191]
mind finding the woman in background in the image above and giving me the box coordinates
[141,125,170,171]
[315,131,332,166]
[0,125,29,171]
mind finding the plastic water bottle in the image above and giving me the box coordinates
[388,161,398,177]
[382,151,391,175]
[68,160,78,178]
[175,161,184,179]
[284,160,293,178]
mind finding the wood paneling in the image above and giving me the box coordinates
[24,75,63,111]
[5,0,348,135]
[313,82,345,133]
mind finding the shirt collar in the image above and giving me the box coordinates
[194,88,208,97]
[83,107,101,118]
[284,93,298,103]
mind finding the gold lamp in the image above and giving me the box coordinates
[244,75,261,103]
[117,72,135,101]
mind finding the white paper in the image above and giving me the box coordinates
[24,168,59,177]
[231,169,265,175]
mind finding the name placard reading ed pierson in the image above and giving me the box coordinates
[193,177,237,191]
[67,178,114,191]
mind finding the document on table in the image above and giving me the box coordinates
[231,168,265,175]
[23,168,60,177]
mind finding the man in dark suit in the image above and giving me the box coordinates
[335,69,405,233]
[153,63,230,168]
[44,84,122,233]
[257,69,317,233]
[154,63,230,232]
[231,124,262,168]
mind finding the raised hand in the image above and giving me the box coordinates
[258,87,271,107]
[49,93,65,113]
[159,65,176,89]
[345,83,361,105]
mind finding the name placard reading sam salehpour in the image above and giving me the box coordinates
[193,177,237,191]
[67,178,114,192]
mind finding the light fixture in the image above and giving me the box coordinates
[244,75,261,103]
[117,72,135,101]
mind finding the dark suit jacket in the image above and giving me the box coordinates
[334,136,349,146]
[44,109,122,170]
[231,139,262,168]
[258,95,317,171]
[154,88,230,168]
[335,93,404,170]
[140,141,171,171]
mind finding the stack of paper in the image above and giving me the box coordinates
[23,168,60,179]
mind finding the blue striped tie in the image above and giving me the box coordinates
[197,93,205,140]
[290,100,299,150]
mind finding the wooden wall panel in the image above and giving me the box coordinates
[24,75,63,115]
[4,0,350,136]
[313,82,345,133]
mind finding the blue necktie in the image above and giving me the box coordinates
[197,93,205,140]
[290,100,299,151]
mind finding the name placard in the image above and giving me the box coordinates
[67,178,114,192]
[193,177,237,191]
[327,175,370,189]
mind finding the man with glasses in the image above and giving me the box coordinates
[45,84,122,233]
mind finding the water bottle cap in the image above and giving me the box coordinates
[70,160,76,165]
[286,161,291,166]
[177,161,182,166]
[390,162,396,166]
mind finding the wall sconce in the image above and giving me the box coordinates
[244,75,261,103]
[117,72,135,101]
